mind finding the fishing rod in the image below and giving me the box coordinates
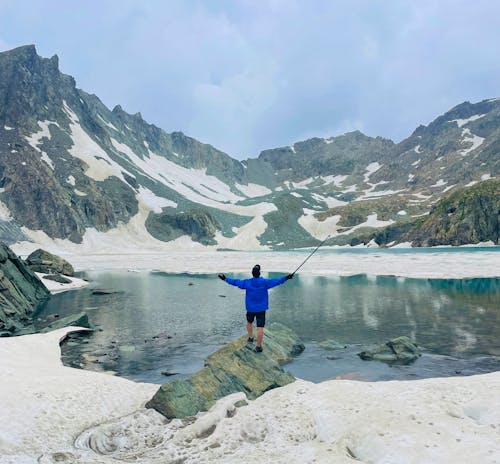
[291,235,331,276]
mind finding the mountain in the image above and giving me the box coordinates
[0,45,498,251]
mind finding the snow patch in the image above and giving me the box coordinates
[414,145,422,153]
[97,114,118,131]
[451,113,486,127]
[459,128,484,156]
[341,184,357,193]
[235,183,272,197]
[320,174,347,187]
[357,189,404,200]
[411,159,421,166]
[74,189,87,196]
[397,210,407,215]
[363,162,382,183]
[391,241,413,248]
[339,213,394,235]
[36,272,89,294]
[137,186,177,213]
[64,102,132,182]
[298,213,341,240]
[408,174,415,182]
[39,152,54,169]
[215,216,269,250]
[4,125,14,130]
[481,173,491,181]
[311,193,347,208]
[291,192,302,198]
[111,138,260,211]
[0,201,12,220]
[66,175,76,186]
[431,179,447,188]
[25,121,59,169]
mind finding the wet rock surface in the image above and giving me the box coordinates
[358,336,421,364]
[146,323,305,418]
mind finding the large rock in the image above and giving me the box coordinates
[25,248,74,276]
[40,312,94,333]
[0,242,50,335]
[358,336,421,364]
[146,323,305,419]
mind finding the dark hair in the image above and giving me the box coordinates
[252,264,261,277]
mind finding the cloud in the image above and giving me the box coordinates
[0,0,500,158]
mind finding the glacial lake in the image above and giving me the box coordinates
[34,264,500,385]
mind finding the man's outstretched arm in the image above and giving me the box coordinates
[264,274,293,289]
[218,274,248,289]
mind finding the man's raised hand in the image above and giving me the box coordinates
[218,273,226,281]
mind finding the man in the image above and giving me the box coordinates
[218,264,293,352]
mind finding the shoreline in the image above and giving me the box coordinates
[61,249,500,279]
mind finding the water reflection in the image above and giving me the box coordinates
[36,272,500,384]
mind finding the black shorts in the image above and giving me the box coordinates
[246,311,266,327]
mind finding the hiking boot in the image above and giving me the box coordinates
[247,337,254,343]
[255,346,263,353]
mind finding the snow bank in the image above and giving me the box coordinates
[35,272,89,294]
[0,328,158,463]
[1,328,498,463]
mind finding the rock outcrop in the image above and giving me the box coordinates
[405,179,500,246]
[358,336,421,364]
[146,208,221,245]
[146,323,305,419]
[0,242,49,335]
[40,311,93,333]
[25,248,75,276]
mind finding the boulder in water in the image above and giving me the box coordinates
[357,336,421,364]
[319,339,347,350]
[146,323,305,419]
[40,312,94,332]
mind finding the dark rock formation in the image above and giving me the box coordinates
[405,179,499,246]
[26,248,75,276]
[0,242,49,335]
[358,336,421,364]
[146,323,305,419]
[146,208,221,245]
[40,311,93,332]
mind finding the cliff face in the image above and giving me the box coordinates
[405,179,500,246]
[0,242,49,335]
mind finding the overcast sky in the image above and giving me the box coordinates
[1,0,499,159]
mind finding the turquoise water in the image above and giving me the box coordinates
[35,267,500,385]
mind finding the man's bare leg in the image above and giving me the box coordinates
[256,327,264,348]
[247,322,254,340]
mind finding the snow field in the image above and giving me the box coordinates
[1,327,498,463]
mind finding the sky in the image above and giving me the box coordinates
[1,0,500,160]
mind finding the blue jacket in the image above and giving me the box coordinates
[225,276,287,312]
